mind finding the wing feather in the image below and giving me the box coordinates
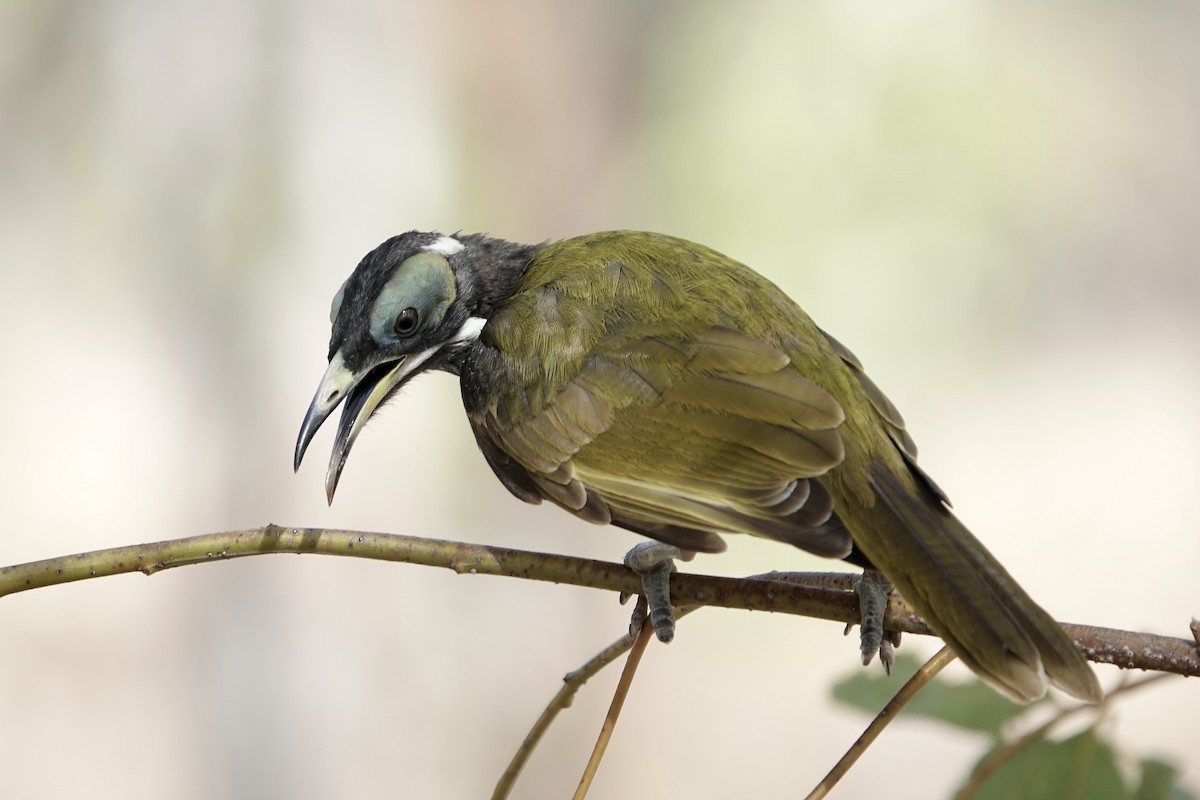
[819,326,951,505]
[471,322,853,557]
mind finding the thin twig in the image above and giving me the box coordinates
[0,527,858,625]
[805,646,958,800]
[491,608,699,800]
[1,526,1198,678]
[572,619,655,800]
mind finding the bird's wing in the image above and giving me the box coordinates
[471,323,854,557]
[819,327,950,506]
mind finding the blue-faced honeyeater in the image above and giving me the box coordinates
[294,230,1101,704]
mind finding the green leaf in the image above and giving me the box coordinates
[831,653,923,711]
[1135,758,1199,800]
[831,654,1035,737]
[967,728,1126,800]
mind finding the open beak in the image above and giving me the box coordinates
[294,349,415,503]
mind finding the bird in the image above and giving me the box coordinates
[293,229,1101,704]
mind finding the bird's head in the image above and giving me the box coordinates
[294,231,537,502]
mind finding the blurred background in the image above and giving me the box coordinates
[1,1,1197,797]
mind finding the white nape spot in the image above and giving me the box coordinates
[452,316,487,345]
[425,235,465,257]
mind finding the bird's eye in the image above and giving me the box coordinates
[394,307,419,335]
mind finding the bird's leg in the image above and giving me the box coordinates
[851,568,901,674]
[621,541,684,643]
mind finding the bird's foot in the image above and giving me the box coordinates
[620,541,682,643]
[847,568,902,675]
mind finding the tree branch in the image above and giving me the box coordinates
[1,525,1197,678]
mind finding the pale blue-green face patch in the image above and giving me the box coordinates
[329,279,348,324]
[369,251,456,343]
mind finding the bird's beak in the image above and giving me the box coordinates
[294,349,416,503]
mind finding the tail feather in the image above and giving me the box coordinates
[860,463,1101,704]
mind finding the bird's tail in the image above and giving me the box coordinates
[857,462,1101,704]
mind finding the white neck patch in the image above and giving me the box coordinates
[451,316,487,346]
[425,235,465,257]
